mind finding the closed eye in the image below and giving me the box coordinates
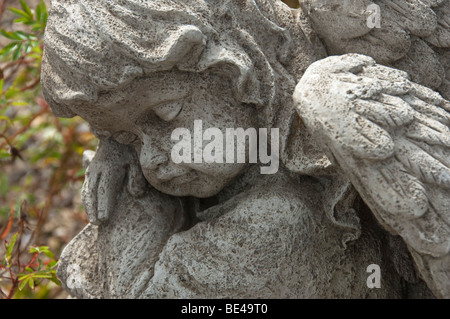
[153,100,184,122]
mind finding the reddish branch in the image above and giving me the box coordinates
[0,108,48,150]
[1,58,26,72]
[19,77,40,92]
[0,0,7,23]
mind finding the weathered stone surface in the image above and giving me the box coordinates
[41,0,449,298]
[294,53,450,298]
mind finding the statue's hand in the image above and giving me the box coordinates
[81,138,147,225]
[294,53,450,298]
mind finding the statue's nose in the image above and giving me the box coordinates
[139,135,169,170]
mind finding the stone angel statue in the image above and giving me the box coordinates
[40,0,449,298]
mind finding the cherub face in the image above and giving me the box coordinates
[74,70,258,198]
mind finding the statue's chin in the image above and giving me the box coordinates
[143,168,243,199]
[155,186,222,199]
[148,178,225,199]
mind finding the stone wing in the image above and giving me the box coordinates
[301,0,450,100]
[293,53,450,298]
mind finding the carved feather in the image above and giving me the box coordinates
[294,52,450,298]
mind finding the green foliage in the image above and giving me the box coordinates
[5,233,18,265]
[17,246,60,291]
[0,0,96,299]
[0,0,46,60]
[0,224,61,298]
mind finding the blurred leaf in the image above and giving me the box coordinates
[0,42,18,56]
[31,24,42,32]
[35,4,41,22]
[6,233,18,264]
[12,42,23,60]
[24,43,31,54]
[0,150,11,158]
[19,0,33,18]
[18,278,28,291]
[29,246,53,259]
[48,276,61,286]
[44,251,54,259]
[40,1,48,27]
[74,168,85,178]
[38,258,43,270]
[31,43,42,54]
[8,7,32,19]
[11,101,28,107]
[0,29,22,40]
[15,31,30,40]
[32,271,53,279]
[0,115,13,126]
[0,173,8,197]
[5,87,19,99]
[18,274,29,281]
[29,246,40,254]
[28,278,34,289]
[13,17,29,24]
[0,206,10,219]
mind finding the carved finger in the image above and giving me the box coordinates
[127,161,148,198]
[96,167,127,222]
[82,150,96,169]
[81,168,101,225]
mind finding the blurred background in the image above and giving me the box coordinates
[0,0,95,299]
[0,0,299,299]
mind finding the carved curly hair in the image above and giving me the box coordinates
[41,0,331,174]
[43,1,296,113]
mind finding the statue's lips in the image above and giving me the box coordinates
[156,170,198,184]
